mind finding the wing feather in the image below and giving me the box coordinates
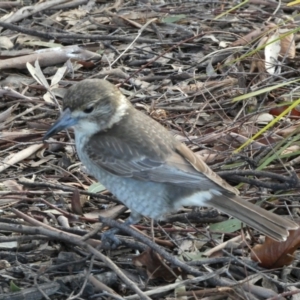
[84,109,238,194]
[85,133,235,192]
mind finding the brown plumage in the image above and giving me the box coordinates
[44,79,298,241]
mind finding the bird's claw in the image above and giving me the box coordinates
[101,228,121,249]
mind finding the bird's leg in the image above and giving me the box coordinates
[100,210,142,249]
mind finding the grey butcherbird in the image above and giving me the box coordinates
[44,79,298,243]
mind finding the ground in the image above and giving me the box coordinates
[0,0,300,299]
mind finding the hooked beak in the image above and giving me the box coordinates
[43,108,77,141]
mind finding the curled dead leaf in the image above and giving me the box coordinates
[132,248,181,282]
[250,113,274,125]
[264,30,280,75]
[251,225,300,268]
[279,29,295,59]
[1,180,23,192]
[150,109,167,119]
[269,105,300,119]
[281,145,300,155]
[71,188,83,215]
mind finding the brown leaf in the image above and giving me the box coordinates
[280,30,295,59]
[70,188,83,215]
[251,226,300,268]
[132,248,181,282]
[1,180,23,192]
[269,105,300,119]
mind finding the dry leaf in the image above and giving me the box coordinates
[50,66,67,87]
[279,29,295,59]
[250,113,274,125]
[281,145,300,155]
[251,226,300,268]
[71,188,83,215]
[1,180,23,192]
[132,248,181,282]
[0,36,13,50]
[269,105,300,119]
[0,105,16,123]
[27,60,50,89]
[265,30,280,75]
[43,91,55,105]
[0,143,44,173]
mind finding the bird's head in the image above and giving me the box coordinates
[43,79,130,140]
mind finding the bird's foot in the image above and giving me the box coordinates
[99,212,142,249]
[100,228,121,249]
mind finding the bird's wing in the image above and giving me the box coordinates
[85,134,239,195]
[175,143,239,194]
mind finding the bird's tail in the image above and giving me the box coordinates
[208,194,298,241]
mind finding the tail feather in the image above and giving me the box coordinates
[208,194,298,241]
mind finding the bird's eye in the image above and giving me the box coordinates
[83,106,94,114]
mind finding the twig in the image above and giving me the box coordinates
[125,267,227,300]
[110,17,158,67]
[18,179,115,201]
[266,289,300,300]
[99,217,282,298]
[0,21,164,44]
[0,221,151,300]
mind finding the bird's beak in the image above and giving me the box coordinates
[43,108,77,141]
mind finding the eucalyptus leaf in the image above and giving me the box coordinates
[88,182,106,193]
[162,14,186,24]
[209,219,242,234]
[10,281,21,292]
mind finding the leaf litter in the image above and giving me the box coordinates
[0,0,300,299]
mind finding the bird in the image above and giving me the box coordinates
[43,79,298,243]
